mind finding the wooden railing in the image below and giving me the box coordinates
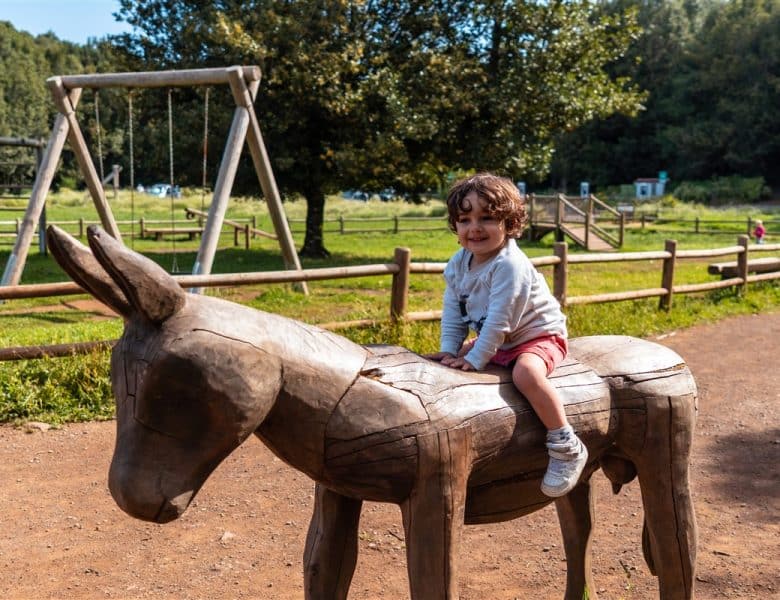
[285,214,445,235]
[0,213,263,248]
[528,194,624,249]
[634,214,779,236]
[1,236,778,361]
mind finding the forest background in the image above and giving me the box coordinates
[1,0,778,258]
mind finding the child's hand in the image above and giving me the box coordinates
[445,356,477,371]
[425,351,455,362]
[425,353,476,371]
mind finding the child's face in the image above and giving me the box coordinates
[455,192,507,265]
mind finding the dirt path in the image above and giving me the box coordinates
[0,313,778,599]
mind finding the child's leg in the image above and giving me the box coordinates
[512,353,588,497]
[512,353,567,429]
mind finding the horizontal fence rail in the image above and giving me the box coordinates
[632,214,779,236]
[286,215,446,235]
[1,237,778,361]
[0,212,266,250]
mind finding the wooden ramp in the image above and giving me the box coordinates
[528,193,623,251]
[560,224,615,252]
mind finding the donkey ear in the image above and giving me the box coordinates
[86,226,186,325]
[46,225,133,319]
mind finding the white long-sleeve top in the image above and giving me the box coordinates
[440,239,567,369]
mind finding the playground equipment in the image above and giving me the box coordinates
[528,193,625,250]
[47,223,699,600]
[1,66,305,293]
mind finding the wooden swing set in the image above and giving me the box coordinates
[0,65,306,293]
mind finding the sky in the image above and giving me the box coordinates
[0,0,133,45]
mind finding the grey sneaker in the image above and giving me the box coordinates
[541,435,588,498]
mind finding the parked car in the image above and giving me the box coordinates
[378,188,397,201]
[341,189,369,201]
[146,183,181,198]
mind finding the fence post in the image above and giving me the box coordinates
[553,242,568,308]
[695,216,700,234]
[746,217,752,236]
[659,239,677,311]
[394,215,399,234]
[79,217,84,238]
[619,212,625,247]
[244,224,250,250]
[112,164,120,199]
[737,234,749,294]
[252,215,257,237]
[390,247,411,323]
[339,215,345,235]
[528,194,536,242]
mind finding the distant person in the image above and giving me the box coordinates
[426,172,588,497]
[753,219,766,244]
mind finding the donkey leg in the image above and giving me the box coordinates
[400,427,472,600]
[635,395,698,600]
[303,482,363,600]
[555,477,597,600]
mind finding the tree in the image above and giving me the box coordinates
[549,0,698,189]
[368,0,646,188]
[666,0,780,184]
[0,23,110,189]
[551,0,780,192]
[113,0,645,257]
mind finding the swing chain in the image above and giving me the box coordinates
[128,91,135,247]
[201,87,209,215]
[167,88,179,273]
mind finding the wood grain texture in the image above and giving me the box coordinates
[46,224,699,600]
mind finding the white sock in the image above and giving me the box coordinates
[547,424,574,442]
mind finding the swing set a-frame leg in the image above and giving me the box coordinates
[2,79,123,288]
[193,66,308,295]
[48,77,122,243]
[1,108,71,287]
[228,66,307,294]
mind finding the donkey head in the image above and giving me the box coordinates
[47,226,284,522]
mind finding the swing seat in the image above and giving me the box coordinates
[142,226,203,241]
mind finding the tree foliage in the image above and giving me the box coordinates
[0,22,112,189]
[551,0,780,193]
[111,0,644,256]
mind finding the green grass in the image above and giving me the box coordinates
[1,191,778,424]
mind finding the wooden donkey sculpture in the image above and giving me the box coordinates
[47,225,698,600]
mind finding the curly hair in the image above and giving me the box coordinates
[445,173,528,238]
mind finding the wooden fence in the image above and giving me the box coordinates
[1,236,778,361]
[0,213,263,249]
[633,214,778,236]
[286,214,445,235]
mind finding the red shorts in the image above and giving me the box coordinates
[490,334,568,375]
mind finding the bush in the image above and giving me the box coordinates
[673,176,771,205]
[0,352,114,424]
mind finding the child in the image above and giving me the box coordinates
[754,219,766,244]
[426,173,587,497]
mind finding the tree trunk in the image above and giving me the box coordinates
[300,188,331,258]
